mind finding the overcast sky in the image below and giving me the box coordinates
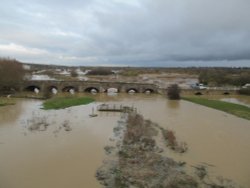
[0,0,250,67]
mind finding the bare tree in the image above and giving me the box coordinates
[0,58,25,94]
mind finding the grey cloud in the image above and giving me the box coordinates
[0,0,250,66]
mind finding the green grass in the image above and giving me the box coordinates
[43,97,95,110]
[182,97,250,120]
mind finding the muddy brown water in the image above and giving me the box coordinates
[0,94,249,188]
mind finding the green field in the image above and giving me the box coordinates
[182,97,250,120]
[43,97,95,110]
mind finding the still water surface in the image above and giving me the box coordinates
[0,94,249,188]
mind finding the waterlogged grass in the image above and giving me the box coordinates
[0,97,15,107]
[182,97,250,120]
[43,97,95,110]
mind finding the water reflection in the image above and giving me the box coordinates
[0,100,23,125]
[167,99,180,109]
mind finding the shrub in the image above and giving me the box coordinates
[167,84,180,100]
[162,129,177,148]
[70,69,78,77]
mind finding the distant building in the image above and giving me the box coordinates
[23,64,31,70]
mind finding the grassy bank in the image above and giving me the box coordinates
[0,97,15,107]
[182,97,250,120]
[43,97,94,110]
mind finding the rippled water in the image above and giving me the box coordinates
[0,94,249,188]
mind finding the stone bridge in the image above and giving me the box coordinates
[20,80,160,94]
[16,80,239,95]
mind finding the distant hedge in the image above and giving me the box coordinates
[87,68,114,75]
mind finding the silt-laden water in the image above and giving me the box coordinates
[0,94,249,188]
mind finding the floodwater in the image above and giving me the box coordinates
[220,97,250,107]
[0,94,249,188]
[198,94,250,108]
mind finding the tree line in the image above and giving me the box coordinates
[198,68,250,86]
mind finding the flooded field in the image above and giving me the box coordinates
[0,94,249,188]
[199,94,250,108]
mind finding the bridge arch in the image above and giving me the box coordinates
[47,85,58,91]
[84,87,99,93]
[106,87,119,93]
[143,88,155,94]
[47,86,58,94]
[126,88,139,93]
[24,85,41,92]
[194,91,203,95]
[62,86,78,92]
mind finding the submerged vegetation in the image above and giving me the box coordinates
[158,126,188,153]
[25,113,73,133]
[0,97,15,107]
[96,112,197,187]
[43,96,94,110]
[28,116,49,131]
[183,97,250,120]
[96,112,240,187]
